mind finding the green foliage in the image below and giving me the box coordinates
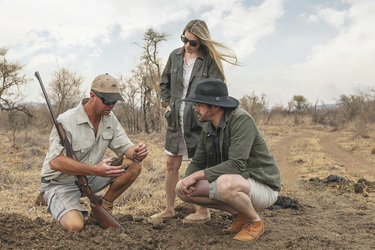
[288,95,309,112]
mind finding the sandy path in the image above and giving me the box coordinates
[271,133,309,182]
[271,130,374,182]
[319,131,374,181]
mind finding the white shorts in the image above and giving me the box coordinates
[209,177,278,209]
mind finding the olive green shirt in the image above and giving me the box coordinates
[40,101,134,184]
[185,107,281,191]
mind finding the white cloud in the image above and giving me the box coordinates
[202,0,285,59]
[318,8,347,29]
[2,0,374,107]
[289,0,375,103]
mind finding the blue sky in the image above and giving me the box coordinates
[1,0,374,106]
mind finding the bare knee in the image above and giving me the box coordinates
[166,155,182,173]
[63,220,84,232]
[216,175,241,202]
[128,162,142,180]
[175,180,189,201]
[59,211,84,232]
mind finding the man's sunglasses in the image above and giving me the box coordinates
[92,90,117,105]
[180,35,200,47]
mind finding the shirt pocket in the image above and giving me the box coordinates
[72,139,92,159]
[102,131,114,148]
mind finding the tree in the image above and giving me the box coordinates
[133,28,169,133]
[288,95,309,125]
[239,92,267,123]
[0,47,32,147]
[116,74,141,133]
[0,47,30,116]
[289,95,309,111]
[336,91,375,137]
[48,67,84,116]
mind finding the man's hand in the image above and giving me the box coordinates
[133,143,148,162]
[95,158,126,177]
[180,170,205,196]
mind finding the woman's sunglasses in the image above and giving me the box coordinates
[92,90,117,105]
[180,35,200,47]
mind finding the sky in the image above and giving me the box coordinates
[1,0,375,107]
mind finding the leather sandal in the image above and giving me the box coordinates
[148,212,175,224]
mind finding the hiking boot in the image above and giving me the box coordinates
[223,213,247,233]
[87,198,114,224]
[233,220,264,241]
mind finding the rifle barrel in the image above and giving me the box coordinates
[34,71,58,125]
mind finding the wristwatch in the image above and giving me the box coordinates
[133,152,143,162]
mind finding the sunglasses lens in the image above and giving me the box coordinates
[181,35,188,43]
[181,35,199,47]
[101,97,117,105]
[189,41,198,47]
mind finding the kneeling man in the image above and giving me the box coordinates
[176,78,280,241]
[39,73,148,232]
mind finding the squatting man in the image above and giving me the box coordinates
[176,78,281,241]
[39,73,148,232]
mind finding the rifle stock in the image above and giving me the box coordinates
[35,71,121,229]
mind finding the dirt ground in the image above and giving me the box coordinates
[0,125,374,249]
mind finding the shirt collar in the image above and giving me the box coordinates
[206,113,225,136]
[76,100,90,125]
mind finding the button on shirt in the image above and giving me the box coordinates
[206,115,226,166]
[40,100,134,184]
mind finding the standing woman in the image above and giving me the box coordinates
[149,19,238,223]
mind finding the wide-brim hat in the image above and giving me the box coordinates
[91,73,124,102]
[183,78,239,108]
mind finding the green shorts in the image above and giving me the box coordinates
[209,177,278,209]
[40,176,113,222]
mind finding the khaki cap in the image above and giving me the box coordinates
[91,73,124,102]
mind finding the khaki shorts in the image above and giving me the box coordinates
[40,176,113,222]
[209,177,278,209]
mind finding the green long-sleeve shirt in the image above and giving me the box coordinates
[185,107,281,191]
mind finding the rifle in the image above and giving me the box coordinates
[34,71,121,229]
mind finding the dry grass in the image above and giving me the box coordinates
[336,125,375,166]
[1,122,374,221]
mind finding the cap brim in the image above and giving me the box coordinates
[100,92,124,102]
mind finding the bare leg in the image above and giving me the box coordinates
[158,154,183,217]
[59,210,85,232]
[176,174,260,221]
[103,160,142,202]
[217,175,260,221]
[176,178,238,214]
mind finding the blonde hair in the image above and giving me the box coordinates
[183,19,239,81]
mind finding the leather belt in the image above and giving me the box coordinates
[41,178,51,184]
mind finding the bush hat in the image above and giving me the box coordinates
[183,78,239,108]
[91,73,124,102]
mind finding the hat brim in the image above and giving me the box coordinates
[100,92,125,102]
[183,95,239,108]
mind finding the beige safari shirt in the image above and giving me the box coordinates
[40,101,133,184]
